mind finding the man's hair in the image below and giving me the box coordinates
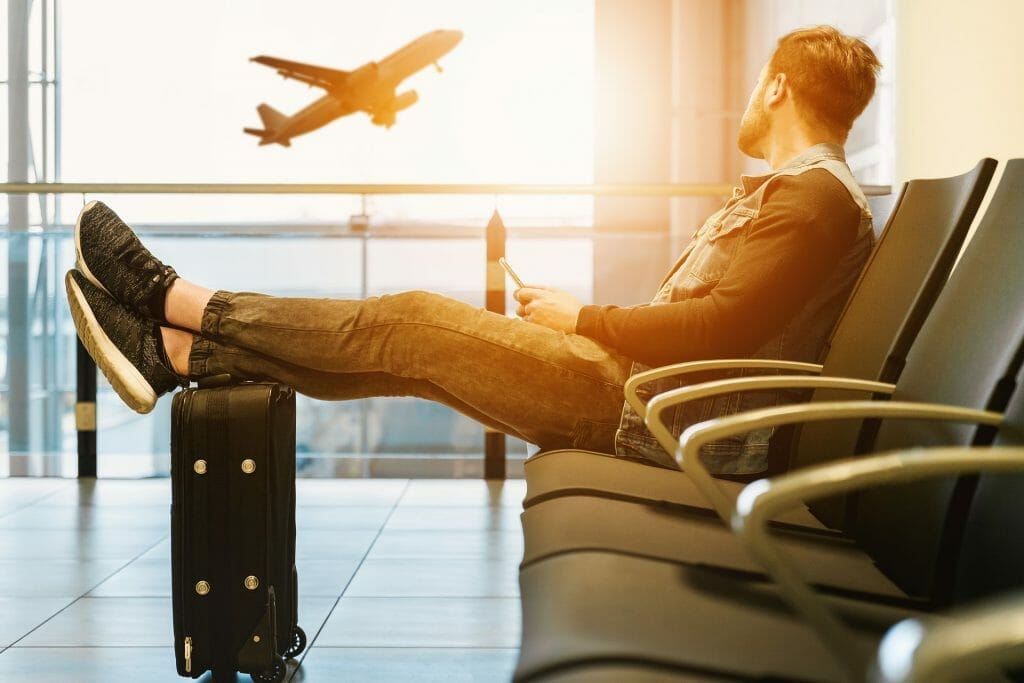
[767,25,882,141]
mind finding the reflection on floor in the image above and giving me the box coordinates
[0,477,523,682]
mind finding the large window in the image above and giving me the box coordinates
[4,1,896,478]
[2,0,595,477]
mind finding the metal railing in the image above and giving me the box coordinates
[1,182,743,196]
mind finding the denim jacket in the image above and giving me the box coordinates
[614,144,875,474]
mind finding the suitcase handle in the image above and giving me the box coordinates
[195,374,237,389]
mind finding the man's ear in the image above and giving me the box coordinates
[765,72,788,109]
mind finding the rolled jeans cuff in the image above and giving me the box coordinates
[200,290,234,340]
[187,335,216,379]
[187,291,234,378]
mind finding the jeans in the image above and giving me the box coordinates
[187,290,632,452]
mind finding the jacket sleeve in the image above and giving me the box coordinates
[574,168,862,367]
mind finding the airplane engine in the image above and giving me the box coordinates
[391,90,419,112]
[371,90,419,128]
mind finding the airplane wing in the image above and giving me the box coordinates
[250,55,350,89]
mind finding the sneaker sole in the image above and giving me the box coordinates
[75,200,113,297]
[65,271,157,414]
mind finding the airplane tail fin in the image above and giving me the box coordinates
[256,103,288,131]
[244,104,291,146]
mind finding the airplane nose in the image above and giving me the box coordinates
[445,30,464,47]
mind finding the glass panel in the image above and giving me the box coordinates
[1,0,614,478]
[0,231,77,476]
[0,234,6,469]
[26,0,43,76]
[0,89,7,186]
[58,0,594,195]
[28,82,44,183]
[0,1,8,82]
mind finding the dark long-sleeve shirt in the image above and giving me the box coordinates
[575,168,863,367]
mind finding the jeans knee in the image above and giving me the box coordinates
[389,290,438,306]
[380,290,455,320]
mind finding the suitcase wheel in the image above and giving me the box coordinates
[283,626,307,659]
[250,654,286,683]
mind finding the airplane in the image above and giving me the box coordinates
[244,29,463,146]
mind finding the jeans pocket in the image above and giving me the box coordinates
[569,418,619,453]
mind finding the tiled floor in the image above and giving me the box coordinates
[0,477,524,682]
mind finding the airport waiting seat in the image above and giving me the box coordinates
[728,434,1024,683]
[515,583,1024,683]
[518,158,1005,571]
[514,161,1024,681]
[520,159,997,517]
[517,413,1024,681]
[517,160,1024,592]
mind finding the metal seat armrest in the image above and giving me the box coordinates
[730,445,1022,680]
[623,359,823,418]
[872,588,1024,683]
[678,400,1000,523]
[644,375,895,460]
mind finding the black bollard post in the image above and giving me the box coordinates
[76,339,98,478]
[483,209,507,480]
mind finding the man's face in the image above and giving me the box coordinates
[737,65,770,158]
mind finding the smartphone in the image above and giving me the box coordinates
[498,257,526,289]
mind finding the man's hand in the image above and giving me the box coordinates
[514,286,583,333]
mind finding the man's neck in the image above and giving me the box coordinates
[762,120,842,170]
[764,137,830,170]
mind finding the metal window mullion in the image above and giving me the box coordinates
[53,0,62,220]
[8,0,32,462]
[41,0,48,189]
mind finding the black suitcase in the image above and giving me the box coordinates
[171,380,306,682]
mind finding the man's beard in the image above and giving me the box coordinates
[737,96,769,158]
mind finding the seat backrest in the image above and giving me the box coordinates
[848,159,1024,598]
[953,385,1024,604]
[793,158,997,476]
[867,191,899,239]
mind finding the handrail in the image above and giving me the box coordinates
[0,182,893,196]
[1,182,732,196]
[0,223,694,238]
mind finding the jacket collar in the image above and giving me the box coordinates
[739,143,847,196]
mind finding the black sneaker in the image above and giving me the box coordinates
[66,270,184,414]
[75,200,178,324]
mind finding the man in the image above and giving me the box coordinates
[67,26,881,475]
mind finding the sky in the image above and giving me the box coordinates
[14,0,585,227]
[52,0,594,225]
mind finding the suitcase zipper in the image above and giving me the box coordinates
[184,635,193,673]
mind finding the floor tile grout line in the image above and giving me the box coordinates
[3,529,172,649]
[289,478,413,680]
[4,482,411,668]
[0,645,181,649]
[0,480,523,674]
[0,480,78,521]
[287,480,529,674]
[302,596,521,601]
[289,645,522,649]
[0,479,175,530]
